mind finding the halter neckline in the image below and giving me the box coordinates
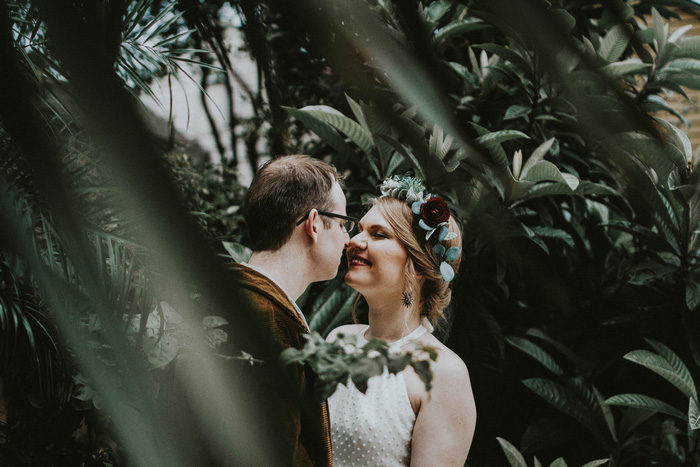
[358,323,429,352]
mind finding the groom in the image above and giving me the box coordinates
[230,154,353,466]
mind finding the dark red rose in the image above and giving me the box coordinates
[420,197,450,226]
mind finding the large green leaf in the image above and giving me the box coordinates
[599,60,651,79]
[506,336,564,375]
[599,23,632,62]
[689,397,700,430]
[529,226,575,249]
[624,349,696,399]
[685,275,700,311]
[296,105,375,155]
[283,106,357,159]
[645,339,697,398]
[654,117,692,164]
[433,18,490,43]
[308,282,358,338]
[677,35,700,60]
[593,387,617,442]
[616,133,685,185]
[520,138,555,179]
[605,393,686,420]
[522,161,571,187]
[581,461,609,467]
[601,220,677,253]
[526,180,619,199]
[377,135,427,181]
[523,378,600,436]
[496,437,527,467]
[474,43,533,78]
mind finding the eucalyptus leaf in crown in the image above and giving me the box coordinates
[380,175,431,205]
[379,175,460,282]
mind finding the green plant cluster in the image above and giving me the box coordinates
[281,331,437,401]
[9,0,700,466]
[279,0,700,465]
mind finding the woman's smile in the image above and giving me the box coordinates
[349,254,372,267]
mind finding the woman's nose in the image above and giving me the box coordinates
[348,233,367,250]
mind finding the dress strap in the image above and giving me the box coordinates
[357,323,429,352]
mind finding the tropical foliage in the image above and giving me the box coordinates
[6,0,700,466]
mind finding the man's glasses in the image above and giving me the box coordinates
[296,210,357,233]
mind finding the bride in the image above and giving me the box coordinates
[327,176,476,466]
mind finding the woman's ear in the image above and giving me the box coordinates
[303,209,321,243]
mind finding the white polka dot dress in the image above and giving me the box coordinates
[328,324,428,466]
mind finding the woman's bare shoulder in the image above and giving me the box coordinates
[326,324,365,342]
[418,335,469,379]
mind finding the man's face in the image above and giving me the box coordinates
[315,182,350,281]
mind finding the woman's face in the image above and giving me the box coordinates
[345,204,409,296]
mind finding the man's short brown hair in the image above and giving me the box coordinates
[244,155,340,251]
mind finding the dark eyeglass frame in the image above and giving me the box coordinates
[296,210,357,233]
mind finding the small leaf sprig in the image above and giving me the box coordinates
[280,331,438,401]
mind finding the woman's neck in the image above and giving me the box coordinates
[364,294,422,342]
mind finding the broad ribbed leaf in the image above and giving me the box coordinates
[652,8,667,54]
[599,23,631,62]
[471,123,510,170]
[521,138,555,178]
[690,398,700,430]
[474,43,532,77]
[654,117,692,163]
[645,339,697,398]
[599,60,651,79]
[283,107,356,159]
[345,94,371,134]
[298,106,375,155]
[504,105,530,121]
[581,461,609,467]
[309,282,357,337]
[526,180,619,198]
[529,227,575,248]
[685,277,700,311]
[496,438,527,467]
[593,386,617,441]
[549,459,567,467]
[624,350,696,399]
[377,135,427,181]
[506,336,564,375]
[477,129,530,147]
[222,241,251,263]
[605,393,686,419]
[522,161,570,186]
[523,378,598,431]
[433,18,490,43]
[601,220,675,252]
[616,133,685,185]
[677,36,700,60]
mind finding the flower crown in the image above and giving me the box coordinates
[379,175,460,282]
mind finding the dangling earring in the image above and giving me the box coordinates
[401,290,413,308]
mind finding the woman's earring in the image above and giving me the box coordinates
[401,290,413,308]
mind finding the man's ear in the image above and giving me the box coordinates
[303,209,321,243]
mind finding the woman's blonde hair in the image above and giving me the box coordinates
[374,196,462,325]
